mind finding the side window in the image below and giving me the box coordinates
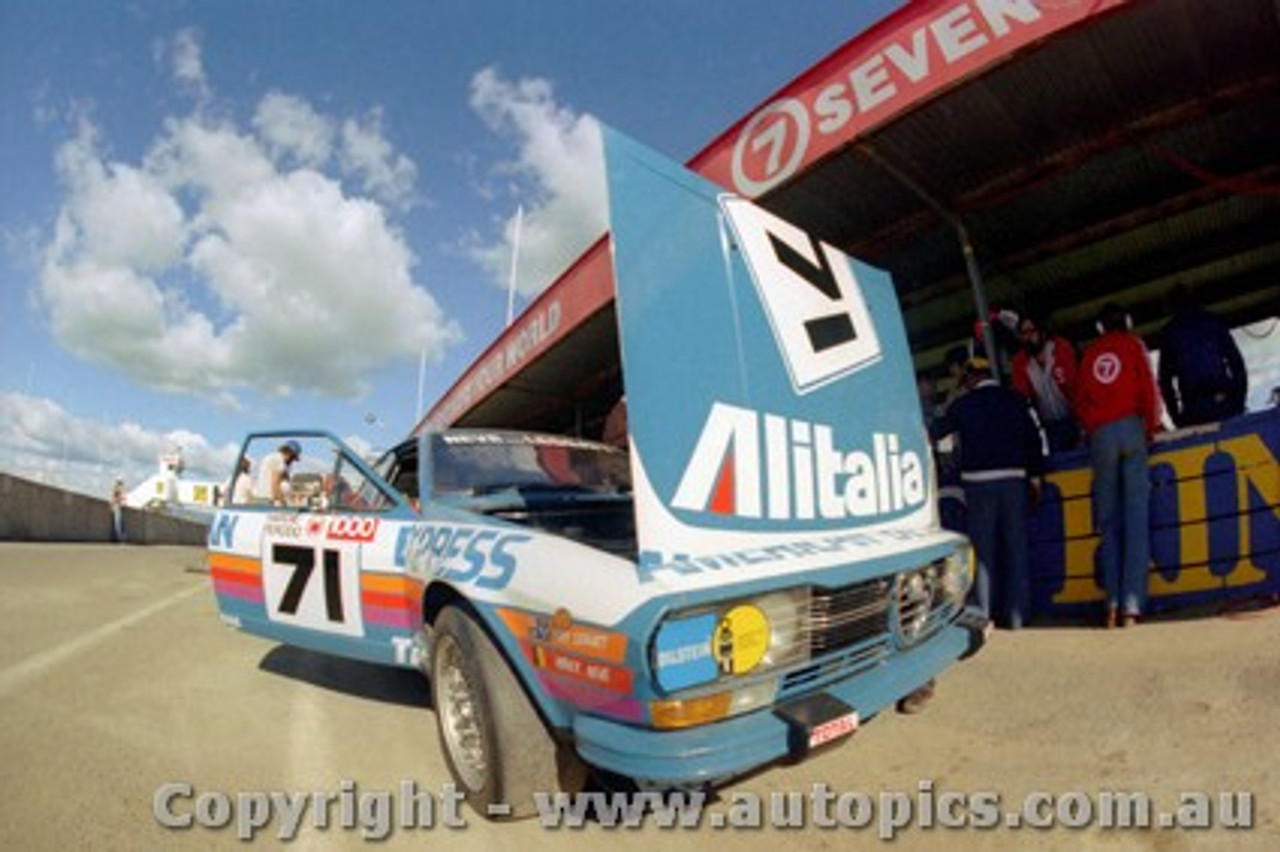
[226,435,401,512]
[330,454,395,513]
[372,438,420,509]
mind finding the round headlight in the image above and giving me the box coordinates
[896,567,936,643]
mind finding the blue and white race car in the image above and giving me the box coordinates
[207,128,987,817]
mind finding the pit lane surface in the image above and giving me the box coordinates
[1,543,1276,851]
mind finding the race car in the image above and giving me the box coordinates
[207,128,987,818]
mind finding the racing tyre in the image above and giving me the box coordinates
[430,606,583,818]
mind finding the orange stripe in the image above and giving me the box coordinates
[361,573,420,594]
[211,566,259,587]
[208,553,261,576]
[361,590,413,610]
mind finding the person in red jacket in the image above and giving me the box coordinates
[1011,312,1081,453]
[1074,303,1163,628]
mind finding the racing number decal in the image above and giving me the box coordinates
[264,543,364,637]
[720,195,882,394]
[275,545,344,622]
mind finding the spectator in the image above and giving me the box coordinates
[931,357,1046,630]
[257,440,301,505]
[1011,311,1081,453]
[110,478,127,543]
[1157,285,1247,428]
[228,457,254,505]
[1074,303,1162,628]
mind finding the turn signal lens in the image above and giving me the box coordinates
[650,692,733,730]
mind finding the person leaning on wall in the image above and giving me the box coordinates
[1073,303,1163,629]
[110,477,127,543]
[1010,310,1082,453]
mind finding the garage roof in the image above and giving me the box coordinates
[423,0,1280,433]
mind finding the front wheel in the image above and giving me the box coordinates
[430,606,584,818]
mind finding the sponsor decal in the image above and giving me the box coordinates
[208,514,239,549]
[720,195,881,393]
[712,604,771,676]
[498,608,634,695]
[725,0,1062,195]
[264,516,309,541]
[498,607,630,664]
[672,402,925,521]
[402,523,530,590]
[532,646,634,694]
[635,527,933,584]
[327,517,380,542]
[653,614,718,692]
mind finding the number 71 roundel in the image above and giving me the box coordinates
[263,542,365,637]
[719,195,882,394]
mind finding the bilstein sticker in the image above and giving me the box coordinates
[713,604,771,675]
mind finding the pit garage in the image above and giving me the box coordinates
[418,0,1280,619]
[422,0,1277,436]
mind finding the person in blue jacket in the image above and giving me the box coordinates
[931,357,1047,629]
[1157,285,1247,428]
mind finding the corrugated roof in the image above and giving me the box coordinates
[763,0,1280,371]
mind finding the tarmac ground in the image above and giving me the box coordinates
[1,542,1276,851]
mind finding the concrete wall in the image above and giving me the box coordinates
[0,473,209,545]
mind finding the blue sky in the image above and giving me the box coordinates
[0,0,905,497]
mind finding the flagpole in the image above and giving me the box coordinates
[505,204,523,327]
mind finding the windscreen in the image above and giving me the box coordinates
[430,431,631,496]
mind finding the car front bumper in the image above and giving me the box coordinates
[573,606,989,786]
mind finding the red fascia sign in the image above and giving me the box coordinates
[690,0,1129,197]
[424,237,614,430]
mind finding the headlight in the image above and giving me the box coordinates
[896,545,973,646]
[940,543,974,603]
[649,587,810,727]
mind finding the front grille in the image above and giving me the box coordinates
[808,577,893,654]
[780,636,891,697]
[776,567,954,701]
[777,577,893,699]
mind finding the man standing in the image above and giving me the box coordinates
[110,478,127,543]
[1011,312,1081,453]
[257,440,301,505]
[931,357,1046,629]
[1073,304,1162,628]
[1157,285,1248,427]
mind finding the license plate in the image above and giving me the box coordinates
[808,712,859,748]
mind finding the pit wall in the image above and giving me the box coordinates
[1030,407,1280,616]
[0,473,208,545]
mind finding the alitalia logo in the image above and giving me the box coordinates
[671,401,926,520]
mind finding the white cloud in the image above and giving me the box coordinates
[169,28,211,102]
[254,91,334,168]
[466,67,607,298]
[339,108,419,210]
[0,392,238,499]
[38,30,462,403]
[51,118,186,272]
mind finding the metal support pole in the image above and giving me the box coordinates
[956,221,1001,383]
[856,143,1001,382]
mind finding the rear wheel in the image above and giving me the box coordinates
[430,606,584,818]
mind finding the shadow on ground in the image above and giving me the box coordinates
[258,644,431,709]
